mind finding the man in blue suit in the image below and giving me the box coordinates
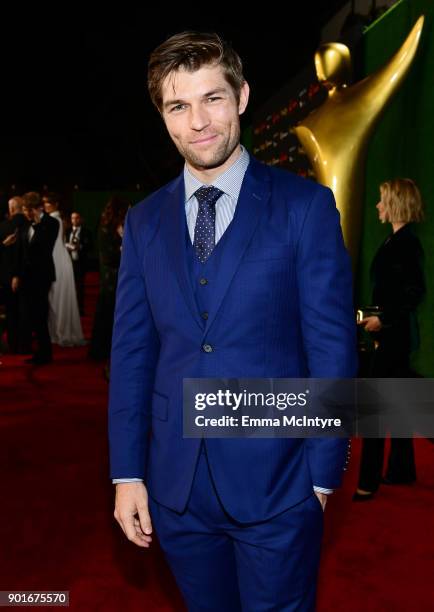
[109,31,357,611]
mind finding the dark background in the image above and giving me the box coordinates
[0,4,352,192]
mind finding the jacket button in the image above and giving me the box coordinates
[199,278,208,285]
[202,344,213,353]
[201,311,209,320]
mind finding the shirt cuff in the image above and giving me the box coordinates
[313,486,333,495]
[113,480,332,494]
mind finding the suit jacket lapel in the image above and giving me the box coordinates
[204,159,271,334]
[160,174,204,331]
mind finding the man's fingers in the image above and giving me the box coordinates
[137,505,153,536]
[3,233,17,246]
[134,516,153,533]
[116,513,151,548]
[113,483,152,547]
[133,517,153,543]
[314,492,327,511]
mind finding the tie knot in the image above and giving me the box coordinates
[194,185,223,207]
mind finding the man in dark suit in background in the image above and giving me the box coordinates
[16,192,58,364]
[65,211,92,315]
[0,196,30,352]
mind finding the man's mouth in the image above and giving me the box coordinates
[190,134,218,145]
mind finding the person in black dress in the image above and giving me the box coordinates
[88,196,129,361]
[354,178,425,501]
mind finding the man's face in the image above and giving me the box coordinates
[43,199,56,214]
[22,206,34,222]
[71,213,81,227]
[160,64,249,173]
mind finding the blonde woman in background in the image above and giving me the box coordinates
[354,178,425,501]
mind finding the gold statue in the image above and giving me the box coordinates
[294,16,424,263]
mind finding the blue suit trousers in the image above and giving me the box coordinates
[149,445,323,611]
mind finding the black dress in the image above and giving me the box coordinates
[358,224,425,491]
[88,225,122,360]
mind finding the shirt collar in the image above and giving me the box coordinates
[184,145,250,203]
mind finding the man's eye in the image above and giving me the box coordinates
[170,104,186,113]
[207,96,221,103]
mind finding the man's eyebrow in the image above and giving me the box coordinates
[202,87,228,97]
[163,98,184,109]
[163,87,229,109]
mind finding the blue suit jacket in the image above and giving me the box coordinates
[108,157,357,523]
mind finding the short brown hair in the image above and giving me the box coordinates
[148,31,244,111]
[23,191,42,209]
[380,178,424,223]
[42,192,62,208]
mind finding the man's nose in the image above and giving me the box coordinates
[190,105,210,131]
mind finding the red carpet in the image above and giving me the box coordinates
[1,274,433,611]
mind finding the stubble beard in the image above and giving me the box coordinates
[178,125,240,171]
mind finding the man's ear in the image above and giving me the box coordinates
[238,81,250,116]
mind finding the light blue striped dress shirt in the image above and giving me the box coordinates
[114,145,332,495]
[184,145,250,245]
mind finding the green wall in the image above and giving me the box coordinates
[358,0,434,375]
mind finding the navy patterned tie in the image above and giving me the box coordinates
[193,185,223,263]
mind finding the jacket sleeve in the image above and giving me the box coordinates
[108,209,160,479]
[295,185,357,488]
